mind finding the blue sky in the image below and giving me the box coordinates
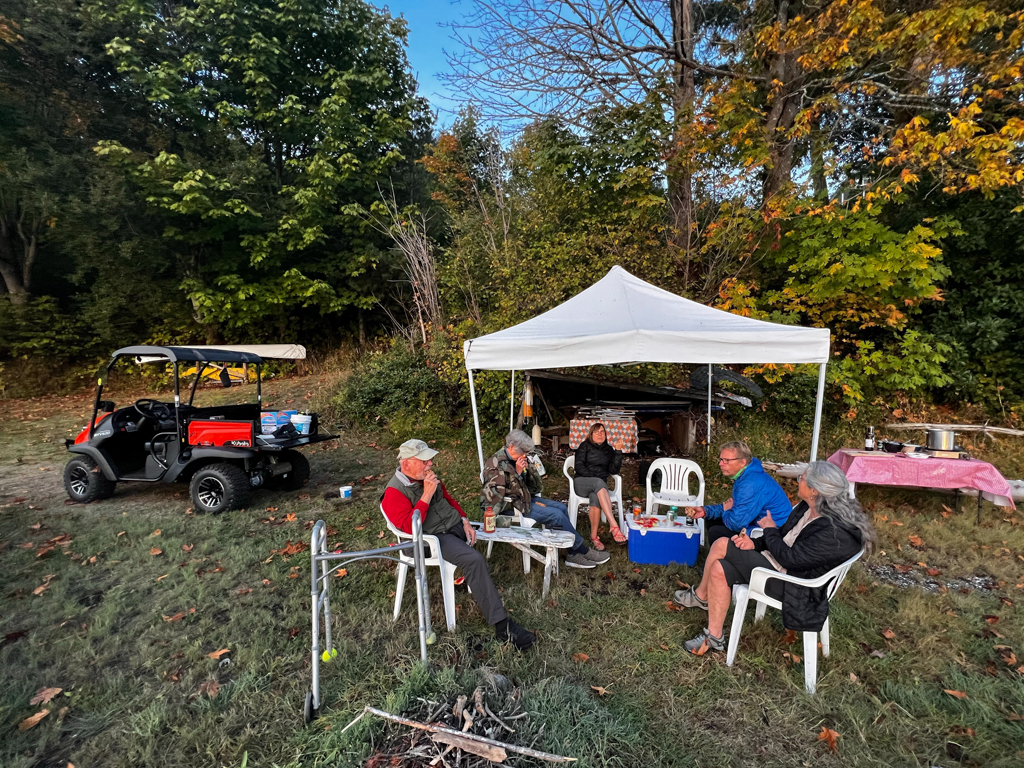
[375,0,467,120]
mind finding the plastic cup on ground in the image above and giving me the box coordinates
[339,485,352,499]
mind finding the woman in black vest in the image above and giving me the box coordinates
[573,423,627,549]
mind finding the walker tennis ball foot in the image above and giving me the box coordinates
[426,630,437,645]
[321,648,337,663]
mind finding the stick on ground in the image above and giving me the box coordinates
[362,706,576,763]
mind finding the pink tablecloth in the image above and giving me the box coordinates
[569,418,638,453]
[828,449,1015,508]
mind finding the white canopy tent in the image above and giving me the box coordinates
[463,266,832,473]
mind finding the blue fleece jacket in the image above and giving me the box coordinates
[703,457,792,532]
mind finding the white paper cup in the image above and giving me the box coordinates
[339,485,353,499]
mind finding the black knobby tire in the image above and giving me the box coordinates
[189,462,251,514]
[63,455,117,503]
[274,450,311,491]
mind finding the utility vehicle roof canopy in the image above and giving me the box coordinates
[123,344,307,365]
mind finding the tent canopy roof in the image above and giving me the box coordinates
[463,266,829,370]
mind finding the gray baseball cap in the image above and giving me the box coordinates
[397,438,439,461]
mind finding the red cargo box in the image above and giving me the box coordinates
[188,420,254,448]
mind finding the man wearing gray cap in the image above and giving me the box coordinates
[482,429,610,569]
[382,438,536,651]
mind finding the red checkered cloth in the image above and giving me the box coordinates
[569,418,638,453]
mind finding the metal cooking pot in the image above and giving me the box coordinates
[926,429,956,451]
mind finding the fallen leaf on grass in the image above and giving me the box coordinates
[882,628,896,640]
[377,531,385,539]
[207,648,230,660]
[783,651,802,665]
[591,685,611,697]
[908,535,923,547]
[29,522,42,530]
[18,709,49,731]
[288,573,299,579]
[335,569,347,579]
[149,547,162,556]
[271,541,306,557]
[665,601,682,612]
[659,644,669,650]
[156,574,169,582]
[30,687,62,705]
[354,525,366,531]
[262,579,271,585]
[893,564,913,574]
[927,567,942,576]
[117,531,125,537]
[149,529,161,537]
[198,680,220,698]
[182,544,193,552]
[783,629,798,645]
[33,575,56,595]
[163,612,186,622]
[817,726,840,753]
[284,512,296,522]
[983,615,1000,624]
[632,567,641,573]
[849,672,859,683]
[572,652,590,663]
[235,588,252,595]
[944,689,969,700]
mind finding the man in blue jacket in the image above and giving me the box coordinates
[687,441,792,546]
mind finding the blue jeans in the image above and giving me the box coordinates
[529,497,585,553]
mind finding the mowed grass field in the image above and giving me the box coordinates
[1,375,1023,767]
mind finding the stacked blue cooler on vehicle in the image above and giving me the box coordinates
[626,515,701,566]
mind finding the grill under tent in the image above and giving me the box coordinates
[462,266,832,474]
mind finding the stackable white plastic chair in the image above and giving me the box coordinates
[563,455,623,528]
[726,549,865,694]
[643,458,705,543]
[380,505,459,632]
[484,499,539,574]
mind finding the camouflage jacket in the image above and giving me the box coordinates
[481,448,543,515]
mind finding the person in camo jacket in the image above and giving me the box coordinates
[480,429,610,570]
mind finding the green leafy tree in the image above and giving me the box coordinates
[92,0,430,334]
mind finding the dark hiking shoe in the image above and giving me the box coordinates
[566,551,598,568]
[583,547,611,564]
[496,619,536,651]
[684,628,725,656]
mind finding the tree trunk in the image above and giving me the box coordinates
[760,0,804,205]
[358,307,367,348]
[669,0,696,291]
[0,220,32,304]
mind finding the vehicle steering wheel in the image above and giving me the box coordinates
[134,398,174,422]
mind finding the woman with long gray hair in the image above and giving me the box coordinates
[678,461,876,656]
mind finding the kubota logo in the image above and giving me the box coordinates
[226,440,251,447]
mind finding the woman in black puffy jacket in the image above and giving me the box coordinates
[573,423,626,549]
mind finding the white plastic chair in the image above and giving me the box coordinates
[726,549,865,694]
[563,455,623,528]
[380,504,459,633]
[484,499,539,574]
[643,458,705,543]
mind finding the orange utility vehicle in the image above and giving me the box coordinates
[63,346,335,513]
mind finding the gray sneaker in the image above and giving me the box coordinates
[565,551,597,569]
[583,547,611,564]
[672,586,708,610]
[684,628,725,655]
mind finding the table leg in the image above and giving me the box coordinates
[955,488,961,513]
[977,492,982,525]
[542,548,554,598]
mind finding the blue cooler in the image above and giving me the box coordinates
[627,516,702,566]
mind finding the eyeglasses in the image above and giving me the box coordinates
[718,456,742,464]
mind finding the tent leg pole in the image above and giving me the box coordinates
[468,368,486,478]
[510,370,515,433]
[706,364,712,452]
[810,363,827,462]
